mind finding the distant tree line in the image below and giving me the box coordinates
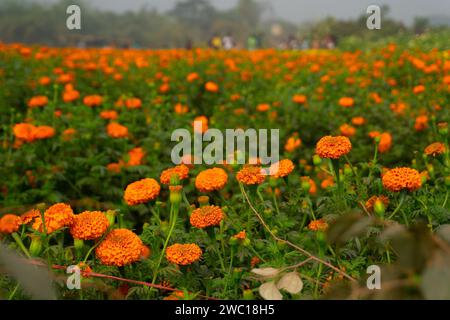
[0,0,446,48]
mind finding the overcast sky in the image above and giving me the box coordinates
[35,0,450,25]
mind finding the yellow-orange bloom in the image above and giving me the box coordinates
[292,94,307,104]
[20,209,41,225]
[32,126,55,140]
[193,116,208,133]
[125,97,142,109]
[190,205,224,229]
[70,211,109,240]
[195,168,228,192]
[13,123,35,142]
[365,195,389,212]
[414,115,428,131]
[413,85,425,94]
[308,219,328,231]
[124,178,161,205]
[338,97,354,107]
[160,164,190,185]
[127,147,146,166]
[28,95,48,108]
[339,124,356,137]
[316,136,352,159]
[107,122,128,138]
[424,142,446,157]
[187,72,199,82]
[236,165,265,185]
[284,135,302,152]
[205,81,219,92]
[166,243,202,265]
[95,229,143,266]
[100,110,118,120]
[351,117,366,126]
[0,214,22,234]
[32,203,74,234]
[256,103,270,112]
[83,95,103,107]
[270,159,295,178]
[371,132,392,153]
[382,167,422,192]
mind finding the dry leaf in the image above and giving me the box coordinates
[276,272,303,294]
[251,267,280,278]
[259,281,282,300]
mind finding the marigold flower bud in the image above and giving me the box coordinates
[29,235,42,257]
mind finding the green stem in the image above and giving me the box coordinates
[8,283,20,300]
[151,204,178,285]
[223,246,234,298]
[388,193,406,220]
[11,232,31,258]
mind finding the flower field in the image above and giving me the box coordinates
[0,42,449,300]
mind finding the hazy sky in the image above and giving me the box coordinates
[35,0,450,25]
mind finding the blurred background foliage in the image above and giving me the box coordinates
[0,0,449,49]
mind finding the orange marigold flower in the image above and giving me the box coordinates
[193,116,208,133]
[424,142,446,157]
[13,123,36,142]
[232,230,247,240]
[20,209,40,224]
[338,97,354,107]
[351,117,366,126]
[70,211,109,240]
[187,72,199,82]
[292,94,307,104]
[140,245,151,260]
[0,214,22,234]
[365,195,389,212]
[32,203,74,234]
[33,126,55,140]
[195,168,228,192]
[166,243,202,265]
[124,178,161,205]
[164,291,185,300]
[321,177,334,189]
[251,256,261,268]
[62,89,80,103]
[370,132,392,153]
[284,135,302,152]
[414,115,428,131]
[308,219,329,232]
[190,205,224,229]
[125,97,142,109]
[160,164,190,185]
[62,128,77,141]
[28,95,48,108]
[107,122,128,138]
[100,110,118,120]
[301,176,317,195]
[339,124,356,137]
[236,165,265,185]
[382,167,422,192]
[316,136,352,159]
[83,95,103,107]
[205,81,219,92]
[127,147,146,166]
[95,229,143,267]
[256,103,270,112]
[174,103,189,114]
[270,159,295,178]
[107,161,124,173]
[413,85,425,94]
[39,76,51,86]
